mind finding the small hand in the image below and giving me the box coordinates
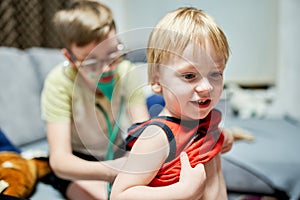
[221,128,234,153]
[179,152,206,199]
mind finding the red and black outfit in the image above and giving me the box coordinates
[126,109,224,187]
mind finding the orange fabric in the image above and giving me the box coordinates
[126,109,224,187]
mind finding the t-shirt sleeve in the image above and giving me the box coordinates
[41,66,73,122]
[118,61,147,106]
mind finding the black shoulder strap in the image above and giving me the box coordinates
[126,120,177,162]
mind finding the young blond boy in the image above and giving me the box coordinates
[111,7,230,200]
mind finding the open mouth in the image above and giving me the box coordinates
[192,99,212,108]
[99,75,114,83]
[98,70,116,83]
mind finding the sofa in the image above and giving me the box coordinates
[1,46,300,200]
[0,47,65,199]
[0,47,164,199]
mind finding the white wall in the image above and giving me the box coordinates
[102,0,278,85]
[271,0,300,120]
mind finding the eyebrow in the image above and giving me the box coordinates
[175,61,225,73]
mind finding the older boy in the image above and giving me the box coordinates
[41,1,149,199]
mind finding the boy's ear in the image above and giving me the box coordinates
[150,73,162,93]
[151,83,162,93]
[61,48,76,67]
[61,48,71,61]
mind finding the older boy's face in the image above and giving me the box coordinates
[158,42,225,120]
[70,30,124,85]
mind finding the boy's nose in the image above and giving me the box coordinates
[101,64,113,73]
[195,77,213,93]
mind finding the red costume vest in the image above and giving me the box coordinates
[126,109,224,187]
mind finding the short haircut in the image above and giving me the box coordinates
[53,0,115,48]
[147,7,230,82]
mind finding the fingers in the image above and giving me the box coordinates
[231,127,254,142]
[194,162,205,171]
[221,128,234,154]
[180,152,205,173]
[180,152,205,171]
[178,152,206,199]
[221,143,233,153]
[180,152,191,169]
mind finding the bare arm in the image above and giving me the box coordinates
[110,126,206,200]
[46,122,125,183]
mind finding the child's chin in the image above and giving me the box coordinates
[195,110,211,119]
[182,112,209,120]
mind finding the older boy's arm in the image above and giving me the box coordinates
[47,122,125,182]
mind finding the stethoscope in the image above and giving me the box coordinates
[95,95,124,160]
[95,95,124,199]
[64,59,125,160]
[63,60,125,198]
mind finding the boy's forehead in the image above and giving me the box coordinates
[165,42,225,68]
[88,36,120,58]
[93,39,119,54]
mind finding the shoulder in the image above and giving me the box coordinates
[47,62,76,79]
[117,60,135,75]
[117,60,147,104]
[41,63,75,110]
[43,62,76,93]
[127,118,175,140]
[139,124,166,139]
[117,60,147,77]
[45,62,65,80]
[130,124,170,155]
[129,118,170,144]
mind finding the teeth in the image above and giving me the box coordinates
[198,99,206,103]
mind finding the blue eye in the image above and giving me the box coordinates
[210,72,223,80]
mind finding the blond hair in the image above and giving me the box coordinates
[147,7,230,81]
[53,0,115,48]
